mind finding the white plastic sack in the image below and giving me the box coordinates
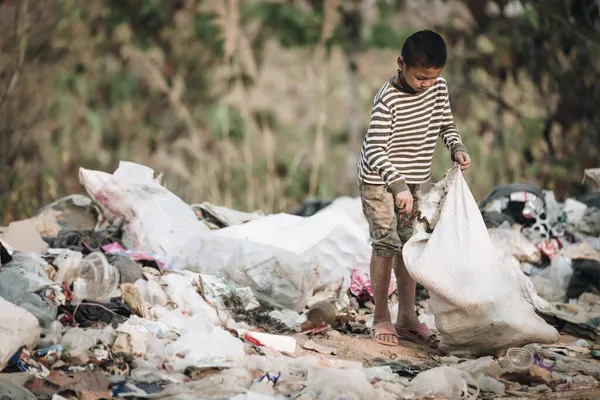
[79,161,210,258]
[403,168,559,356]
[0,296,40,370]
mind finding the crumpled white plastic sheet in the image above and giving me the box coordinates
[173,235,320,312]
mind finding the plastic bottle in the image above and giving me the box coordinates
[477,374,505,394]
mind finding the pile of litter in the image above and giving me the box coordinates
[0,161,598,399]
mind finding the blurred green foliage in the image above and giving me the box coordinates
[0,0,598,224]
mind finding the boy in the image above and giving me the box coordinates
[358,30,471,347]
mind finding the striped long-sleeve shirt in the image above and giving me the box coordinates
[358,75,468,196]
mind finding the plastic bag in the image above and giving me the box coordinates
[407,366,479,399]
[317,196,370,240]
[160,273,222,325]
[403,168,559,356]
[39,321,63,348]
[225,240,320,312]
[0,376,37,400]
[488,225,542,264]
[0,253,60,327]
[302,367,395,400]
[79,161,210,259]
[175,236,320,312]
[531,256,573,302]
[165,315,245,372]
[0,296,40,370]
[61,326,114,356]
[53,250,83,285]
[135,278,168,307]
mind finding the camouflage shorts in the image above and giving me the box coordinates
[359,182,422,257]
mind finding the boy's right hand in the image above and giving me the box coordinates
[395,190,413,214]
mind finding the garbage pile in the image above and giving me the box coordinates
[478,170,600,342]
[0,161,598,399]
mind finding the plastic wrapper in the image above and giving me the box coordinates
[225,240,320,312]
[160,272,223,325]
[165,315,245,372]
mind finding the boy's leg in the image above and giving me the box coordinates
[359,182,402,345]
[393,184,438,348]
[392,255,419,327]
[370,254,396,344]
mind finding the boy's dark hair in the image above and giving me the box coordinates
[401,30,447,69]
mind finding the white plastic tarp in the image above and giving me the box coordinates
[403,167,559,356]
[215,209,371,288]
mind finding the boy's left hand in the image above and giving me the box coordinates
[455,151,471,171]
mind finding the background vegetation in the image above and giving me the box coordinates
[1,0,599,224]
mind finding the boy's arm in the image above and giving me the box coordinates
[363,100,407,196]
[439,90,468,160]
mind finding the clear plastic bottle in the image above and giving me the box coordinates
[477,374,505,394]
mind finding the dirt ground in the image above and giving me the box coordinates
[292,331,600,400]
[293,332,432,364]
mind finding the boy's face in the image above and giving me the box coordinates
[397,57,443,92]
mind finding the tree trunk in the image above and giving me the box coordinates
[345,45,361,196]
[342,0,364,196]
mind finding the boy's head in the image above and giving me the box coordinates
[397,30,447,92]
